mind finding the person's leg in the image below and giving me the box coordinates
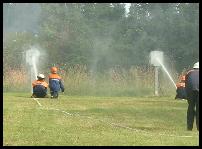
[44,94,49,98]
[50,90,54,98]
[175,89,180,99]
[183,88,187,99]
[34,91,46,98]
[55,92,58,98]
[31,93,37,98]
[42,88,48,98]
[187,93,196,130]
[195,91,199,131]
[176,88,186,100]
[182,88,187,99]
[33,86,47,98]
[50,91,58,98]
[41,91,48,98]
[32,88,37,98]
[53,91,58,98]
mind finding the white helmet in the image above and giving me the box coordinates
[37,74,45,79]
[193,62,199,69]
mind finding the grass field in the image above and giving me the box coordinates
[3,92,199,146]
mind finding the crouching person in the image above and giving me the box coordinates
[175,75,187,100]
[49,67,65,99]
[31,74,49,98]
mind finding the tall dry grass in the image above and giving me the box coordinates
[3,64,179,96]
[3,66,30,92]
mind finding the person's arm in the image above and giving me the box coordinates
[49,79,52,90]
[59,79,65,92]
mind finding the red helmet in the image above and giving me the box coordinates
[51,67,58,73]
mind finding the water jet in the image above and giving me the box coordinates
[150,50,176,96]
[25,46,40,93]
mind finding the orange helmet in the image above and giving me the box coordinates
[51,67,58,73]
[181,75,185,81]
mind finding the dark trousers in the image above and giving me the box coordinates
[33,86,47,98]
[175,88,187,99]
[50,91,58,98]
[187,91,199,130]
[33,92,47,98]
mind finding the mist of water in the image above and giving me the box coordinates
[26,46,41,92]
[156,57,177,89]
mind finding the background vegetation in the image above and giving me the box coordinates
[3,3,199,95]
[3,4,199,146]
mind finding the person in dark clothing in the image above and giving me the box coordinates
[31,74,49,98]
[49,67,65,99]
[185,62,199,131]
[175,75,187,100]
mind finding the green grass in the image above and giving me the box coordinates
[3,92,199,146]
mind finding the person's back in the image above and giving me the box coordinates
[185,69,199,94]
[32,74,48,98]
[185,62,199,131]
[49,67,64,98]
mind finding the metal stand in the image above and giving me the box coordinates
[154,66,159,96]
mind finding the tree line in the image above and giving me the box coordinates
[3,3,199,73]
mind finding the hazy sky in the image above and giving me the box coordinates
[4,3,131,33]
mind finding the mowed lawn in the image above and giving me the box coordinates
[3,93,199,146]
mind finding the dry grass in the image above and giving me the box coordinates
[3,66,30,92]
[3,64,179,96]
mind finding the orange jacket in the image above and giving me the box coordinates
[32,80,48,88]
[48,73,61,79]
[48,73,64,92]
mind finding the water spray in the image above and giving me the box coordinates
[26,46,41,93]
[155,58,177,89]
[150,50,176,96]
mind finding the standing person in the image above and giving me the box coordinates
[175,75,187,100]
[185,62,199,131]
[31,74,49,98]
[49,67,65,99]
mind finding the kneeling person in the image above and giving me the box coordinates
[31,74,48,98]
[175,75,187,100]
[49,67,65,98]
